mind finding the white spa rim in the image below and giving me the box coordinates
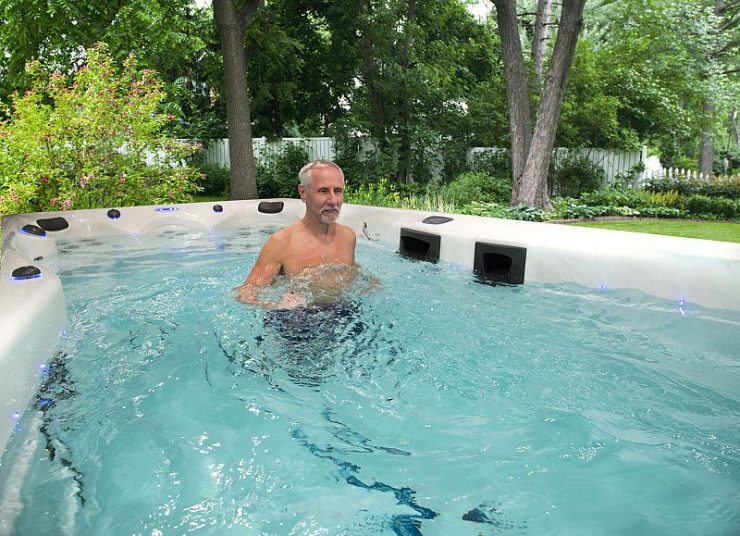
[1,199,739,453]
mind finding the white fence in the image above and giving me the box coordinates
[469,146,646,186]
[202,137,335,168]
[203,137,646,184]
[642,167,740,182]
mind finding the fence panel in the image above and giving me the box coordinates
[204,137,335,168]
[642,167,740,183]
[469,146,645,186]
[205,138,650,186]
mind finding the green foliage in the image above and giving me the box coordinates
[0,44,200,217]
[195,162,229,196]
[334,135,399,184]
[550,201,687,220]
[441,172,511,205]
[680,195,740,220]
[550,154,605,198]
[344,178,458,212]
[577,188,651,208]
[468,149,512,179]
[461,202,546,221]
[642,176,740,198]
[255,144,310,198]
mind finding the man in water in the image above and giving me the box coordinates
[235,160,359,309]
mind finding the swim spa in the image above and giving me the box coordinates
[1,200,739,534]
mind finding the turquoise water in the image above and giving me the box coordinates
[0,226,739,535]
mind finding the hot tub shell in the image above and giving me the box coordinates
[2,199,740,453]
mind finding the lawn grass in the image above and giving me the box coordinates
[571,219,740,243]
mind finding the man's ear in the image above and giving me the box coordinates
[298,184,306,201]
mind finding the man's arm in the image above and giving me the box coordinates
[234,234,285,306]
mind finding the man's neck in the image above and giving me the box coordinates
[301,215,336,237]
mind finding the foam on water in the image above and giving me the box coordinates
[1,228,739,535]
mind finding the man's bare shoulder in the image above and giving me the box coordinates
[268,222,302,243]
[336,223,357,239]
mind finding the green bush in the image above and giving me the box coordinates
[642,176,740,199]
[441,172,511,205]
[577,188,651,208]
[638,207,688,218]
[256,143,310,198]
[680,195,739,220]
[196,163,229,195]
[460,201,546,221]
[468,149,512,179]
[0,44,200,217]
[344,178,399,207]
[550,155,605,197]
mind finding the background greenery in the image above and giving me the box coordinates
[1,0,738,241]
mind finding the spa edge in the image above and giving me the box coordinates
[1,199,739,453]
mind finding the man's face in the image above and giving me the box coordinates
[299,166,344,224]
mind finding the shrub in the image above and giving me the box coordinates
[0,44,200,217]
[344,178,399,207]
[441,172,511,205]
[642,176,740,199]
[637,207,688,218]
[549,154,605,197]
[196,163,229,195]
[680,195,739,220]
[645,190,681,208]
[577,188,650,208]
[468,149,512,179]
[345,178,458,213]
[256,143,310,198]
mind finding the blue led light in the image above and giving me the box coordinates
[12,272,42,281]
[599,283,609,292]
[155,206,178,212]
[20,228,47,237]
[12,411,20,421]
[678,297,688,317]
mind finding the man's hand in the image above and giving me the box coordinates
[274,292,307,310]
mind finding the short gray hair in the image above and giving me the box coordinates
[298,160,344,187]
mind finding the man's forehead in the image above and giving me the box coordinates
[310,167,344,186]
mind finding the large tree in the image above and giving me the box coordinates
[492,0,587,209]
[343,0,499,182]
[213,0,263,199]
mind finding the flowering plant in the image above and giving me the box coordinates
[0,44,201,218]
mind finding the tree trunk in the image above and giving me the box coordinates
[493,0,585,209]
[213,0,262,200]
[517,0,586,208]
[395,0,417,183]
[532,0,552,84]
[357,0,386,143]
[492,0,532,198]
[699,100,715,177]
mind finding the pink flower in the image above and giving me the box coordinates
[62,199,73,209]
[79,175,88,188]
[49,198,58,205]
[40,176,48,183]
